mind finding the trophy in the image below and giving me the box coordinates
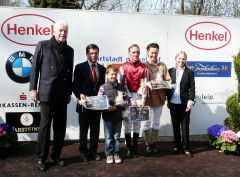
[115,91,125,106]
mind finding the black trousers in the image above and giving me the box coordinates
[36,102,67,162]
[78,110,101,157]
[169,103,190,150]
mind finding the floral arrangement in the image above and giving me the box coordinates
[0,123,18,148]
[207,124,240,154]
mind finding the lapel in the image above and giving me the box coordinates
[50,40,63,75]
[84,61,95,85]
[97,63,103,83]
[171,68,177,84]
[180,68,188,84]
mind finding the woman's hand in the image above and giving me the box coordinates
[185,105,191,112]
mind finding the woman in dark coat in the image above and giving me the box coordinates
[167,50,195,158]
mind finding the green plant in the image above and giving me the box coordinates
[224,50,240,131]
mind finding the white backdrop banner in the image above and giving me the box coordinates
[0,7,237,141]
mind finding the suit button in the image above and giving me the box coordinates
[51,66,53,69]
[64,78,66,80]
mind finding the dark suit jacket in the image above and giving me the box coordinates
[29,37,74,103]
[72,61,106,113]
[167,67,195,104]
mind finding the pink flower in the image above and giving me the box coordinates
[2,131,7,136]
[220,130,239,142]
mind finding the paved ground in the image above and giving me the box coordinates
[0,140,240,177]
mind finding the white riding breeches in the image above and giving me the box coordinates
[143,106,163,130]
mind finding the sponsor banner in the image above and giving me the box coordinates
[5,112,40,133]
[0,8,239,139]
[185,21,231,50]
[5,51,33,83]
[187,61,231,77]
[0,92,39,109]
[1,14,55,46]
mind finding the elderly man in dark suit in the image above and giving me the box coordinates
[29,20,74,172]
[73,44,106,162]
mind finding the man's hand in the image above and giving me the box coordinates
[131,99,137,107]
[107,105,117,112]
[30,90,39,102]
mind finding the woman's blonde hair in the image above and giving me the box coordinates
[175,50,187,60]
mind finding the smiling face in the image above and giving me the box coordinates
[175,53,187,68]
[53,22,68,43]
[129,46,140,63]
[147,47,159,63]
[107,69,117,83]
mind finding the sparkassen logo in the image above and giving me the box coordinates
[6,51,33,83]
[1,14,55,46]
[185,21,231,50]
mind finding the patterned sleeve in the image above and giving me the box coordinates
[120,66,131,99]
[97,84,105,96]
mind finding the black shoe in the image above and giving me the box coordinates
[152,143,158,154]
[171,147,181,154]
[126,148,132,158]
[184,150,193,158]
[51,153,65,167]
[52,158,65,167]
[91,154,102,161]
[37,161,46,172]
[80,153,88,162]
[132,147,138,158]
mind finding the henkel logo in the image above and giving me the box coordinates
[1,14,55,46]
[185,22,231,50]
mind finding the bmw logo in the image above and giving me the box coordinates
[6,51,33,83]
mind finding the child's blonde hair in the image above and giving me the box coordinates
[106,64,118,74]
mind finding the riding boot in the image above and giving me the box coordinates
[125,133,132,158]
[132,133,139,158]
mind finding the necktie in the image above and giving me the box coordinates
[91,63,97,84]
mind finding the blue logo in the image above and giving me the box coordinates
[6,51,33,83]
[187,61,231,77]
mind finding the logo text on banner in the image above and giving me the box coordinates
[185,22,231,50]
[187,61,231,77]
[1,14,55,46]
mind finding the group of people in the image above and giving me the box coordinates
[29,21,195,172]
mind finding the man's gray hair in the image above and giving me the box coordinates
[53,20,68,31]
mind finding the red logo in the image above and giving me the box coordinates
[1,14,55,46]
[185,22,231,50]
[20,92,27,100]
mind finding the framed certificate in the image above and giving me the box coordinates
[81,95,109,110]
[129,106,150,122]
